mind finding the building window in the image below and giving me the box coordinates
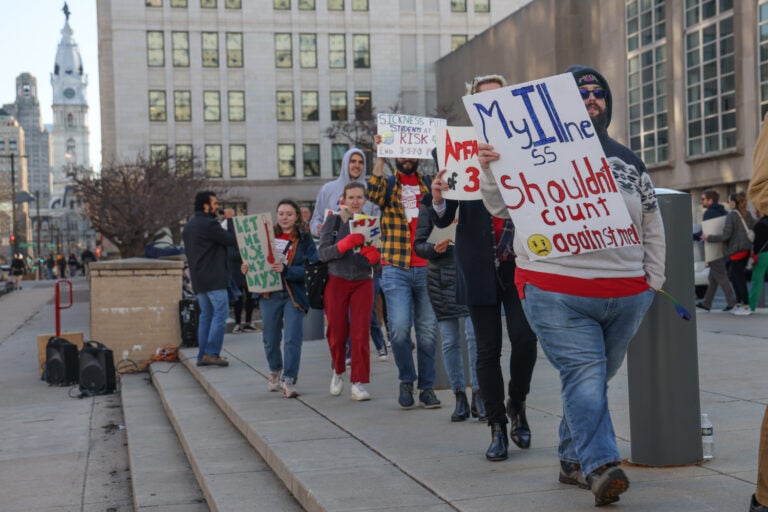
[328,0,344,9]
[67,113,75,128]
[684,0,735,156]
[149,90,167,121]
[172,32,190,67]
[626,0,669,165]
[351,0,367,10]
[150,144,168,162]
[228,91,245,121]
[171,0,188,6]
[201,0,217,7]
[174,90,192,121]
[451,35,467,51]
[475,0,490,12]
[355,90,371,120]
[451,0,467,12]
[275,33,292,68]
[0,138,4,152]
[225,0,241,7]
[300,34,317,68]
[299,0,315,9]
[303,144,320,177]
[274,0,290,9]
[278,144,296,177]
[330,91,347,121]
[329,34,346,68]
[276,91,294,121]
[332,143,349,176]
[205,145,222,177]
[302,91,319,121]
[202,32,219,67]
[175,144,193,176]
[226,33,243,67]
[146,0,162,6]
[353,34,370,68]
[230,144,247,177]
[759,1,768,117]
[204,91,221,121]
[147,31,164,67]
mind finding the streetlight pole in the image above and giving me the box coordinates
[1,153,26,260]
[35,190,41,280]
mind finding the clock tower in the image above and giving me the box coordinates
[50,2,90,199]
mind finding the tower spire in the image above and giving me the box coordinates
[63,2,70,22]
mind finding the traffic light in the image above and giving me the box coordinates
[10,234,15,244]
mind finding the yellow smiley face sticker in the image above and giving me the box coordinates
[527,234,552,256]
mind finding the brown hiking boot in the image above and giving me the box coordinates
[587,463,629,506]
[199,354,229,367]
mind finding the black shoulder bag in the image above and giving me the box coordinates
[304,215,342,309]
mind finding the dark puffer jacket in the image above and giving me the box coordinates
[413,194,469,320]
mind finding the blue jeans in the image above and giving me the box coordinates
[260,290,305,382]
[380,265,437,389]
[439,316,478,391]
[196,289,229,361]
[521,284,654,476]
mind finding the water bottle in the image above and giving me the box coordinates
[701,413,714,460]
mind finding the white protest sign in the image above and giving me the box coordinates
[350,215,381,248]
[436,126,482,200]
[232,213,283,293]
[702,216,726,263]
[377,113,446,159]
[462,72,638,261]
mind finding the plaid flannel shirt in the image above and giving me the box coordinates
[367,172,431,269]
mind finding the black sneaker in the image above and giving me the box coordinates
[695,301,710,311]
[751,494,768,512]
[723,304,735,312]
[587,464,629,506]
[558,460,588,489]
[398,382,415,408]
[419,389,441,409]
[242,323,256,332]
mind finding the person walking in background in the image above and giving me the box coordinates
[749,210,768,313]
[81,247,96,276]
[701,191,756,316]
[478,65,665,506]
[244,199,318,398]
[223,209,257,334]
[182,190,238,368]
[695,189,738,312]
[45,253,55,280]
[10,254,26,290]
[318,182,380,401]
[56,254,67,278]
[414,191,478,422]
[67,253,80,277]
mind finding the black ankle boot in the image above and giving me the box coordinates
[506,399,531,449]
[451,390,470,422]
[485,423,508,461]
[470,387,487,421]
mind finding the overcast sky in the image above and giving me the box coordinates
[1,0,100,169]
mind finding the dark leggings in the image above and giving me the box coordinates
[468,260,538,425]
[233,286,255,324]
[728,255,750,305]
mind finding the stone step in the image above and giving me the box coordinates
[120,373,209,511]
[148,361,304,512]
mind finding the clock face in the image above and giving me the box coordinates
[63,88,75,99]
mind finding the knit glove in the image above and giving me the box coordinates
[360,245,380,265]
[337,233,365,254]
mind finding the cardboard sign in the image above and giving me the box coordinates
[463,73,638,261]
[377,113,446,159]
[350,214,381,248]
[436,126,482,200]
[233,213,283,293]
[702,216,726,263]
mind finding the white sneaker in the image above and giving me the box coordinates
[732,305,752,316]
[351,383,371,401]
[282,379,299,398]
[377,348,388,361]
[232,324,242,334]
[267,371,281,392]
[330,371,344,396]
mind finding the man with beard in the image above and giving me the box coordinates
[182,190,238,367]
[367,138,440,409]
[479,66,666,506]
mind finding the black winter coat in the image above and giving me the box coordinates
[413,195,469,320]
[182,211,237,293]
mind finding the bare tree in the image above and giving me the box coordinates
[74,151,209,258]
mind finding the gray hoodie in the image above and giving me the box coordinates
[309,148,380,236]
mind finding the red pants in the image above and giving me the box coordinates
[324,275,373,383]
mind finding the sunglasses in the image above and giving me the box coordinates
[579,88,606,100]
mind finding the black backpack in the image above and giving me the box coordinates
[304,215,342,309]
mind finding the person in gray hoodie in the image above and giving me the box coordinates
[477,65,665,506]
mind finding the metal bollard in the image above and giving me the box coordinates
[627,189,702,465]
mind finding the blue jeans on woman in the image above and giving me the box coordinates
[380,265,437,389]
[260,290,304,383]
[438,316,478,391]
[196,289,229,361]
[521,284,654,477]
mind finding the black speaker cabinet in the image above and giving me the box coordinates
[79,341,116,396]
[179,298,200,348]
[45,337,79,386]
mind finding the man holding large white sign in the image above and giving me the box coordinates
[472,66,666,506]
